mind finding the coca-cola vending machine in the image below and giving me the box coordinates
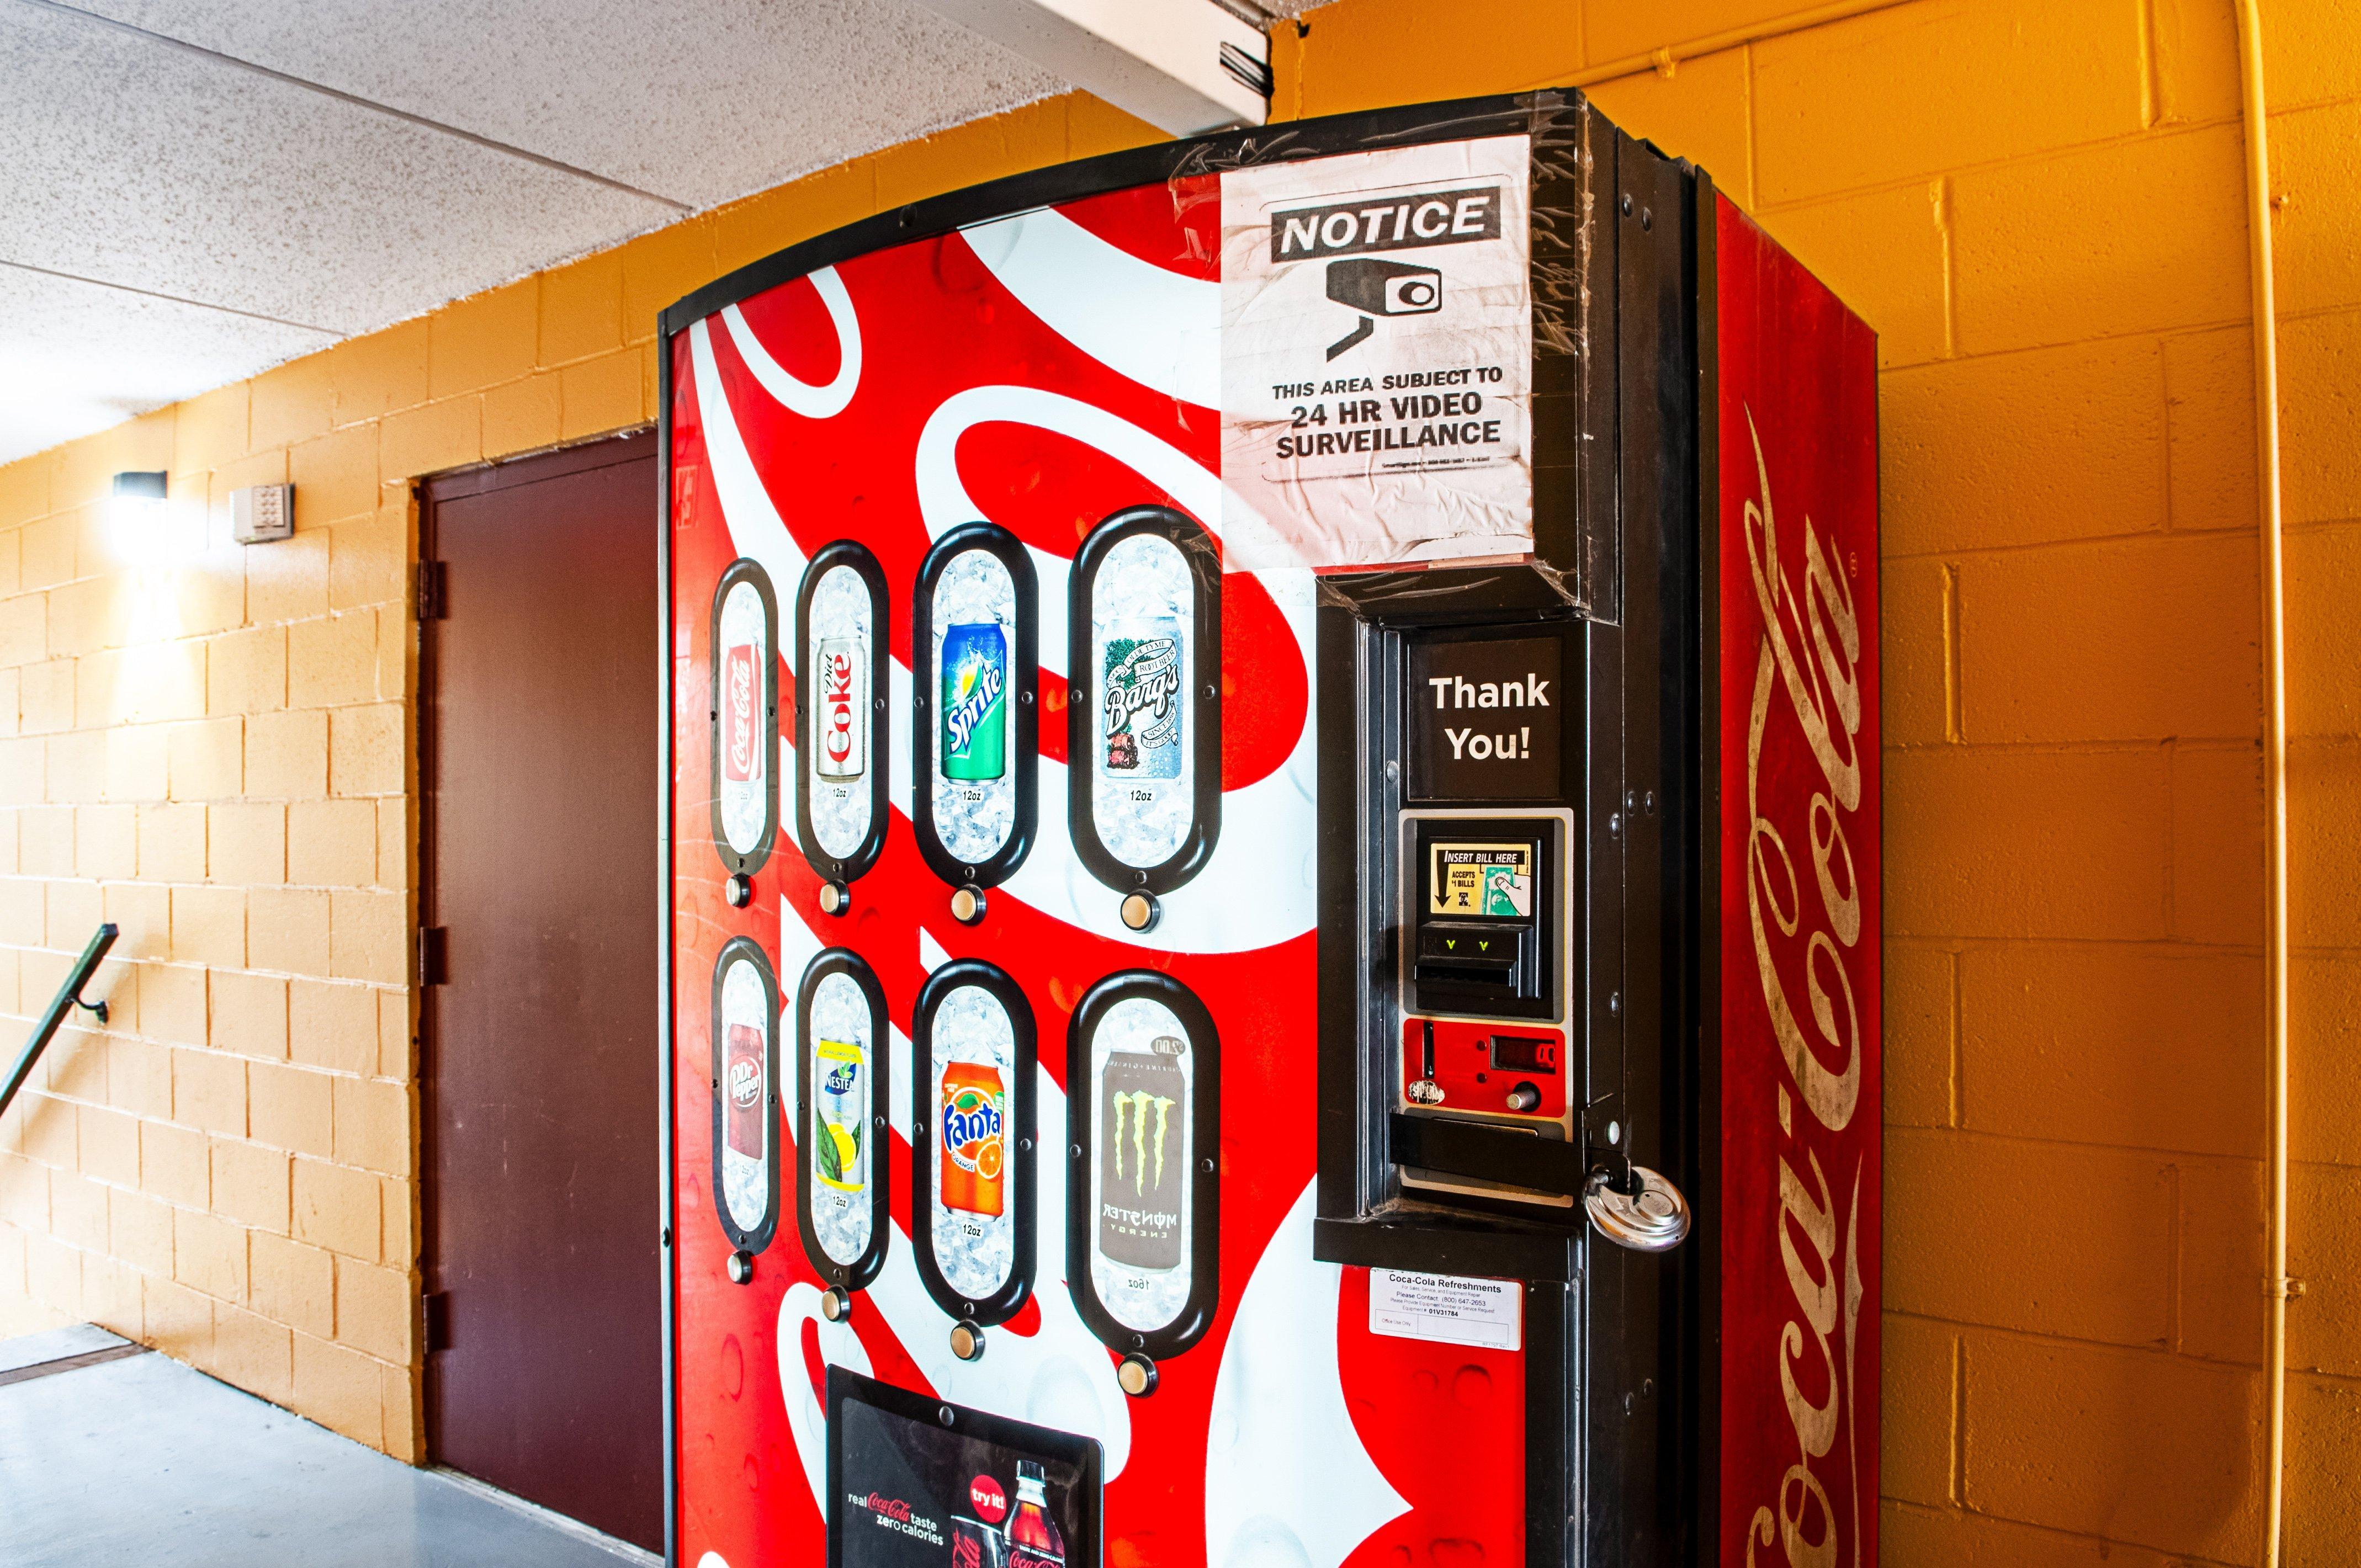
[662,90,1879,1568]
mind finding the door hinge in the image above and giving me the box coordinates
[423,1291,452,1353]
[416,560,447,621]
[417,927,448,987]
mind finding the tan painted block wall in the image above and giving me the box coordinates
[1274,0,2361,1561]
[0,89,1163,1460]
[1,1,2351,1551]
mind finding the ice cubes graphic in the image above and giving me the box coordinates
[1090,534,1195,870]
[1089,997,1193,1331]
[930,984,1016,1301]
[805,565,872,860]
[930,550,1017,867]
[716,578,770,858]
[808,970,871,1266]
[719,956,770,1235]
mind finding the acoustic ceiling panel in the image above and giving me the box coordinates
[0,264,335,467]
[66,0,1067,210]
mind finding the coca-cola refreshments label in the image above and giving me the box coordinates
[816,635,865,780]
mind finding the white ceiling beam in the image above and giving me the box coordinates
[910,0,1271,137]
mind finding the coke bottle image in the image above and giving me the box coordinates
[1004,1461,1064,1568]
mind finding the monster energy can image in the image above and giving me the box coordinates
[940,621,1009,782]
[1100,620,1184,779]
[1098,1043,1187,1272]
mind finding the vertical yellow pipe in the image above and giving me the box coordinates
[2231,1,2289,1562]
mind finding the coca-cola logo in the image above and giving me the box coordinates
[968,1473,1007,1523]
[723,642,760,783]
[862,1493,912,1523]
[1737,409,1869,1568]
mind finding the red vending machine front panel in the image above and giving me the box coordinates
[1711,195,1882,1568]
[666,142,1531,1568]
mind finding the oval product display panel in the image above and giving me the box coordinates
[911,960,1036,1324]
[913,525,1037,889]
[795,949,890,1289]
[795,543,890,881]
[709,560,779,879]
[1069,507,1222,894]
[1066,971,1221,1356]
[709,937,779,1255]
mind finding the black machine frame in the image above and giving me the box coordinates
[1066,506,1225,899]
[794,540,894,886]
[1062,969,1223,1363]
[910,522,1041,892]
[661,87,1721,1568]
[908,958,1040,1328]
[794,947,894,1294]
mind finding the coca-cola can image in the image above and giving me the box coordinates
[950,1517,1010,1568]
[722,642,761,783]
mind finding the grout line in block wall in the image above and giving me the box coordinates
[1930,176,1955,360]
[1949,1331,1966,1506]
[1940,561,1962,743]
[1946,948,1962,1130]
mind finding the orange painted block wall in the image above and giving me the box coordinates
[0,1,2354,1561]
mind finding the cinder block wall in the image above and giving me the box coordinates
[1277,0,2361,1561]
[2,0,2353,1551]
[0,91,1161,1458]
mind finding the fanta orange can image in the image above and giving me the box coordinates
[940,1061,1006,1216]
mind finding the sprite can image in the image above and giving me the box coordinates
[940,621,1008,782]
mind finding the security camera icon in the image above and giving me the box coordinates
[1325,258,1443,359]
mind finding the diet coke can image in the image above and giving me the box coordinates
[816,634,864,781]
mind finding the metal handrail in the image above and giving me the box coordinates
[1,924,117,1122]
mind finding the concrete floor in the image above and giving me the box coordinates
[0,1327,658,1567]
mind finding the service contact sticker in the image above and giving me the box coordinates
[1369,1268,1523,1351]
[1219,136,1533,572]
[1430,842,1534,918]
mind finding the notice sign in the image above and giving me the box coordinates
[1220,136,1533,572]
[1369,1268,1522,1351]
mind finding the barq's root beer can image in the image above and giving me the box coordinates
[815,1037,866,1192]
[1101,623,1183,778]
[941,623,1008,782]
[940,1061,1007,1216]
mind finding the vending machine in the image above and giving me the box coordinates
[660,89,1880,1568]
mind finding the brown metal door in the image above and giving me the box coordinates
[421,431,662,1551]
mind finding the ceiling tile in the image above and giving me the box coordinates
[0,264,335,467]
[0,3,676,332]
[68,0,1068,209]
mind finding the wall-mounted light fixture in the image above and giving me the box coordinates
[111,471,167,501]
